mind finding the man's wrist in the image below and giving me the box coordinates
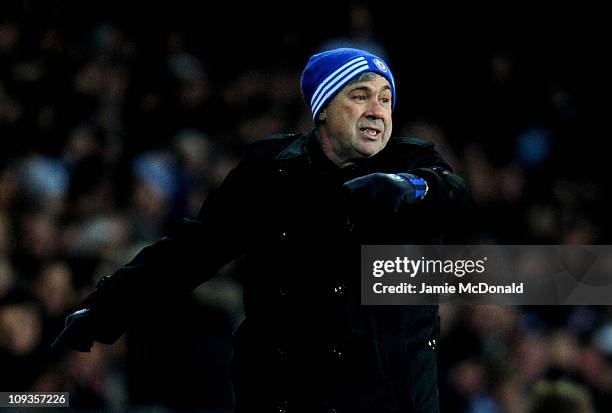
[393,173,429,201]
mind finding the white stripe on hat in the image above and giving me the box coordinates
[311,60,369,111]
[312,64,371,118]
[310,56,367,108]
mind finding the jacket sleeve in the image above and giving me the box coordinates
[406,147,469,211]
[395,141,470,243]
[70,162,251,345]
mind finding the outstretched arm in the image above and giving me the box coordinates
[53,163,251,351]
[343,140,469,242]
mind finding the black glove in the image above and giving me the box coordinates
[343,172,428,213]
[51,308,95,352]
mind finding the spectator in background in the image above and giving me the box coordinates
[0,299,44,390]
[320,3,388,60]
[528,380,593,413]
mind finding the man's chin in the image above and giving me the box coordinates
[355,142,384,158]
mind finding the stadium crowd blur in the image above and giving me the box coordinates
[1,2,610,412]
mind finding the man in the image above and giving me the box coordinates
[54,48,468,412]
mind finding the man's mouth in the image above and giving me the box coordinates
[359,127,381,137]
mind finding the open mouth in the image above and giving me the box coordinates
[359,127,381,137]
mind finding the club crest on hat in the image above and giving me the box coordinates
[373,58,387,72]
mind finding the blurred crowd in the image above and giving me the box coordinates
[1,1,610,412]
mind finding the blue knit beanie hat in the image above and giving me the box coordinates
[300,48,396,121]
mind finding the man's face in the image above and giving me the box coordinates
[318,74,393,165]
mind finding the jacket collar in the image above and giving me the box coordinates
[275,129,317,161]
[275,128,400,176]
[276,129,350,173]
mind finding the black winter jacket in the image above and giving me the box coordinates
[69,129,468,413]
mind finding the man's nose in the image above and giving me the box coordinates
[365,98,386,119]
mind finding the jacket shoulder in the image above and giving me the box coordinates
[244,133,301,161]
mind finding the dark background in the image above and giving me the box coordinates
[1,1,610,412]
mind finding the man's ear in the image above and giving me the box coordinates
[318,110,326,122]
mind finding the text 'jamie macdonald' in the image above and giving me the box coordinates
[372,282,524,295]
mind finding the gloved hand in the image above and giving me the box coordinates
[343,172,428,214]
[51,308,95,352]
